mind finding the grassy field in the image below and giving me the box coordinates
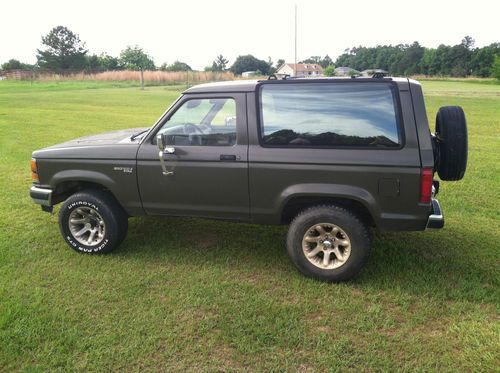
[0,79,498,372]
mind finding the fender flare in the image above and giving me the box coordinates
[50,169,117,192]
[277,183,380,223]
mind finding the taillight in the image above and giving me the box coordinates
[419,168,433,203]
[31,158,39,183]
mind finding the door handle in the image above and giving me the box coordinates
[220,154,237,161]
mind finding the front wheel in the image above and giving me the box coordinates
[286,205,371,282]
[59,190,128,254]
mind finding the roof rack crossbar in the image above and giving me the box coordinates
[267,73,290,80]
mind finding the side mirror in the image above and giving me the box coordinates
[157,133,175,176]
[157,133,176,155]
[157,133,167,151]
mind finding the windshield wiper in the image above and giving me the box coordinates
[130,130,149,141]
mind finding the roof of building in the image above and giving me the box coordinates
[278,63,324,72]
[334,66,359,73]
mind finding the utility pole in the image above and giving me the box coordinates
[294,4,297,77]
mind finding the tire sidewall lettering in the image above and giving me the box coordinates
[66,234,109,253]
[67,200,99,211]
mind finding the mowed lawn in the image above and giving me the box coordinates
[0,79,498,372]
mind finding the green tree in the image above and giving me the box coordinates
[323,65,335,76]
[402,42,425,75]
[119,46,155,89]
[276,59,285,69]
[301,56,321,64]
[419,48,438,75]
[211,54,229,71]
[449,36,475,77]
[36,26,87,72]
[493,55,500,80]
[433,44,453,75]
[160,61,192,72]
[230,55,270,75]
[85,54,101,72]
[470,43,500,77]
[98,53,121,71]
[333,36,500,77]
[1,59,32,71]
[84,53,120,72]
[320,55,333,68]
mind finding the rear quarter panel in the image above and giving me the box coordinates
[247,79,431,230]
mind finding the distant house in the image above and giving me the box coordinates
[334,67,360,76]
[276,63,323,77]
[242,71,257,77]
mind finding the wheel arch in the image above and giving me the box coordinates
[50,172,125,215]
[278,184,378,227]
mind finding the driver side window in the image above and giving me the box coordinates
[158,98,237,146]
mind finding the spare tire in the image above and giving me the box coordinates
[435,106,468,181]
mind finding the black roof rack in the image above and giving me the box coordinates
[267,73,291,80]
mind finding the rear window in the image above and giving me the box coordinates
[259,82,402,148]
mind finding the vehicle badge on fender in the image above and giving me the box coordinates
[113,167,133,173]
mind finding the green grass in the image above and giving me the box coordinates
[0,80,499,372]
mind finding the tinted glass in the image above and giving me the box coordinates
[158,98,236,146]
[260,83,401,147]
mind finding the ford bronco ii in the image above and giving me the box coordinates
[30,77,468,281]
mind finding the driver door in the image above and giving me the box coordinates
[136,93,249,220]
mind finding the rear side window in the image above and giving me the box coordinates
[259,83,401,148]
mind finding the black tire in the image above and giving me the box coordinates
[114,204,129,246]
[59,190,128,254]
[435,106,468,181]
[286,205,371,282]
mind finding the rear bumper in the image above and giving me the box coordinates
[426,198,444,229]
[30,185,53,206]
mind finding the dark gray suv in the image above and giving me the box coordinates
[30,77,468,281]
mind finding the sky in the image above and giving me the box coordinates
[1,0,499,70]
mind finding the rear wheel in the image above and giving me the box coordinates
[435,106,468,181]
[59,190,128,254]
[286,205,371,282]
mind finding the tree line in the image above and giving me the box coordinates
[0,26,197,74]
[335,37,500,78]
[0,26,274,75]
[1,26,499,80]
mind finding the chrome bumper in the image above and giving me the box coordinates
[426,198,444,229]
[30,186,53,207]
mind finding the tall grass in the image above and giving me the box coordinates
[6,70,236,84]
[411,74,499,84]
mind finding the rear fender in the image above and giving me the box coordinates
[278,183,379,222]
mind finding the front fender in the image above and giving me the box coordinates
[41,159,143,215]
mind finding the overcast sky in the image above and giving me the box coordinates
[1,0,499,70]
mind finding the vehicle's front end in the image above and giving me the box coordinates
[29,127,149,215]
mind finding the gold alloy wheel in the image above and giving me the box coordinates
[302,223,351,269]
[68,207,106,246]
